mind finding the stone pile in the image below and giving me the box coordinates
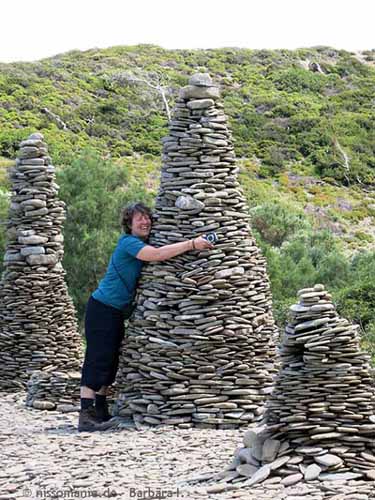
[0,133,82,405]
[26,370,81,411]
[223,284,375,487]
[114,74,277,428]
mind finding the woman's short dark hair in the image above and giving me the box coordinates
[120,202,153,233]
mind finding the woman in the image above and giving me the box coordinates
[79,202,213,431]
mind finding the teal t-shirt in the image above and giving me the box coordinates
[92,234,146,311]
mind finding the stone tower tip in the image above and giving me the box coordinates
[189,73,214,87]
[180,73,220,100]
[28,132,44,141]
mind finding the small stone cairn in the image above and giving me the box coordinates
[0,133,82,410]
[26,371,81,411]
[224,284,375,488]
[114,74,277,428]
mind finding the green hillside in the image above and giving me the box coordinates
[1,45,375,183]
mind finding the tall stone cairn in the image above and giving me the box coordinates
[114,73,277,429]
[0,133,82,406]
[225,285,375,488]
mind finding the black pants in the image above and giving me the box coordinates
[80,296,125,392]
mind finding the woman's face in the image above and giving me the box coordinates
[130,211,152,240]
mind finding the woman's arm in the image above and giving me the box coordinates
[136,236,214,262]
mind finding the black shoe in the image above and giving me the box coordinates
[78,406,110,432]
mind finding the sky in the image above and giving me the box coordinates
[1,0,374,63]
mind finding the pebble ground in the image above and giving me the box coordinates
[1,392,374,500]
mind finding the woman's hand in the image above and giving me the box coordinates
[193,236,214,251]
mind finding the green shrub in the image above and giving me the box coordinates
[250,201,310,247]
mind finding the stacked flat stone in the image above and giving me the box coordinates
[224,284,375,487]
[0,133,82,403]
[26,370,81,412]
[114,73,277,429]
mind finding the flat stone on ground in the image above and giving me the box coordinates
[304,464,322,481]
